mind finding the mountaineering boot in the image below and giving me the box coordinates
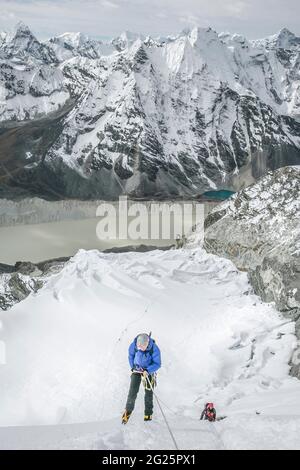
[144,415,152,421]
[122,411,131,424]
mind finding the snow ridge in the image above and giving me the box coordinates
[0,247,299,449]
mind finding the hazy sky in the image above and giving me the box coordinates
[0,0,299,41]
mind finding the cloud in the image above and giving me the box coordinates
[223,1,247,16]
[101,0,119,8]
[0,0,298,40]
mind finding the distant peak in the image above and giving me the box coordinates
[60,31,88,45]
[14,21,32,35]
[188,26,219,46]
[111,31,145,51]
[179,26,216,38]
[271,27,298,48]
[61,31,83,38]
[277,27,294,37]
[253,27,299,50]
[190,26,217,36]
[119,31,144,41]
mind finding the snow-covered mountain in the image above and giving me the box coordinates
[0,23,300,199]
[0,22,56,63]
[46,32,114,62]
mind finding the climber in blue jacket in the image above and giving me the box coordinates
[122,333,161,424]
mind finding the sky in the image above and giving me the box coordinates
[0,0,299,41]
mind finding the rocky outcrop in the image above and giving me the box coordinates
[0,257,68,310]
[0,273,42,311]
[203,166,300,375]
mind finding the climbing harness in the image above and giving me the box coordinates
[142,373,157,390]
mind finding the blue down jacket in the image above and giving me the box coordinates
[128,337,161,374]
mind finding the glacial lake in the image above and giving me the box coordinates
[0,199,218,265]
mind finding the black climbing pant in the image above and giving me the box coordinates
[125,373,154,415]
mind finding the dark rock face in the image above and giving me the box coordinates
[0,22,57,64]
[0,273,43,311]
[203,166,300,376]
[0,257,69,311]
[0,263,15,274]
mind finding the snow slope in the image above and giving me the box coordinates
[0,247,300,449]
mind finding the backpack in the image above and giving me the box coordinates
[201,403,216,422]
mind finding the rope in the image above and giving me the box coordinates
[144,376,226,450]
[145,374,179,451]
[144,381,227,450]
